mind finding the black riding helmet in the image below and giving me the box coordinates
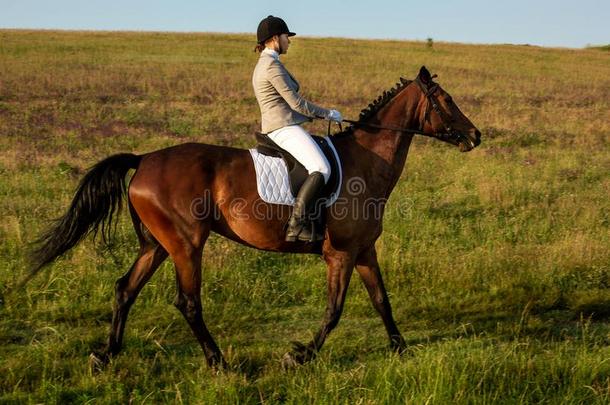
[257,15,296,44]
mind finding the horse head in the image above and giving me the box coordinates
[414,66,481,152]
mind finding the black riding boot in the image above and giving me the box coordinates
[285,171,325,242]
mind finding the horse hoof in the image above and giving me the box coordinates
[88,351,110,373]
[390,335,408,354]
[281,341,316,369]
[391,342,407,353]
[209,357,228,374]
[281,352,300,370]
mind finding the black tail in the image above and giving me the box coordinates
[22,153,141,287]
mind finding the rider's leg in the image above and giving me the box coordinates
[285,171,325,242]
[267,125,331,184]
[267,125,331,242]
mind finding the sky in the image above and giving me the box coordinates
[0,0,608,48]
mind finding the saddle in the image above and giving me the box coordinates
[254,132,341,200]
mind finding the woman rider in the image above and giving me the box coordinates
[252,15,343,242]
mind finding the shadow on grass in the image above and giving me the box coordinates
[66,305,610,378]
[229,353,268,379]
[402,305,609,350]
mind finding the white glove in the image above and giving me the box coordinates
[327,109,343,122]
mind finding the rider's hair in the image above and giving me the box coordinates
[253,36,277,53]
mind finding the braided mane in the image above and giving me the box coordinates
[331,77,413,138]
[358,77,412,121]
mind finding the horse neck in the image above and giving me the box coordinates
[342,85,422,195]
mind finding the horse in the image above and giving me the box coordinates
[27,66,481,369]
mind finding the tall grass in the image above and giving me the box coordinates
[0,29,609,403]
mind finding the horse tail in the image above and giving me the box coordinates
[23,153,141,287]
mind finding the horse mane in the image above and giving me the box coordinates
[358,77,412,121]
[332,77,413,139]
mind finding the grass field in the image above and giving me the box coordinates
[0,30,609,404]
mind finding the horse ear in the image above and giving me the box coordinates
[418,66,431,84]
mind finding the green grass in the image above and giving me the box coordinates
[1,29,609,404]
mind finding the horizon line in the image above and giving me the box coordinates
[1,27,606,50]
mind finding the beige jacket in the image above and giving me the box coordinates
[252,50,330,133]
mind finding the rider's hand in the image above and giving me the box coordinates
[327,109,343,123]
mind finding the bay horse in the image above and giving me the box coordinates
[28,66,481,369]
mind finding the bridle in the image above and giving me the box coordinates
[414,77,455,137]
[334,77,474,148]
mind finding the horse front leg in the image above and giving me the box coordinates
[355,245,406,352]
[282,246,356,367]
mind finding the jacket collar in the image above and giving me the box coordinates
[262,47,280,60]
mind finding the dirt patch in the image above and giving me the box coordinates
[484,146,515,157]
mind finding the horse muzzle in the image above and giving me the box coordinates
[457,129,481,152]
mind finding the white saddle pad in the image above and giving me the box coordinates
[249,137,342,206]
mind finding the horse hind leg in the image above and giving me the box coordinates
[96,206,168,364]
[127,192,223,368]
[171,226,225,368]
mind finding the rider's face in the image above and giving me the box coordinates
[278,33,290,54]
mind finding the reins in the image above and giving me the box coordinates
[333,118,472,146]
[339,118,433,137]
[323,76,473,148]
[323,115,433,138]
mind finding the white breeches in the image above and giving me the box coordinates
[267,125,331,184]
